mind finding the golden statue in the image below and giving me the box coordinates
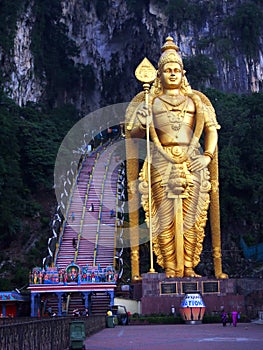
[125,37,228,279]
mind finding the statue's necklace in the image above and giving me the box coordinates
[159,96,188,138]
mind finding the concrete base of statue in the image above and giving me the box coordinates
[137,273,263,319]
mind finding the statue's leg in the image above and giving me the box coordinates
[184,228,202,277]
[183,171,209,277]
[152,182,177,277]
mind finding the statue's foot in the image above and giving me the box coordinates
[215,272,228,279]
[166,269,184,278]
[165,268,175,278]
[184,267,201,278]
[166,273,175,278]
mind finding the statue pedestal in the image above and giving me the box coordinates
[140,273,247,316]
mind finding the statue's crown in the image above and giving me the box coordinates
[158,36,183,70]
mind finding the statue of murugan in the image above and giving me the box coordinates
[125,37,228,279]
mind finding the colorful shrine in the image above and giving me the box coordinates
[0,291,30,318]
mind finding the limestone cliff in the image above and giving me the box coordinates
[0,0,262,113]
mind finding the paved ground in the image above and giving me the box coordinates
[84,322,263,350]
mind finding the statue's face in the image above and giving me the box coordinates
[160,62,183,90]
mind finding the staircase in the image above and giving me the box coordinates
[96,155,119,268]
[90,292,110,315]
[68,293,84,316]
[44,295,59,316]
[76,143,119,269]
[55,152,97,268]
[55,141,120,272]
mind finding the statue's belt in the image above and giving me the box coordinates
[153,144,193,164]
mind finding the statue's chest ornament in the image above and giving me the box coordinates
[159,96,188,138]
[168,111,185,133]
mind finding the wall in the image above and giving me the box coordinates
[0,315,105,350]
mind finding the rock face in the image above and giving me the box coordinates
[0,0,262,112]
[3,2,45,106]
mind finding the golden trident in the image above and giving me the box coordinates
[134,58,157,273]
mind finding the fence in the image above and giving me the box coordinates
[0,316,105,350]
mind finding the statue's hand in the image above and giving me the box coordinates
[137,106,152,127]
[189,154,210,172]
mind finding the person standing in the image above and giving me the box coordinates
[88,203,94,212]
[221,310,228,326]
[231,310,238,327]
[72,237,76,249]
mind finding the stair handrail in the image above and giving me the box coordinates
[54,143,102,267]
[73,139,111,266]
[93,144,115,266]
[74,150,100,263]
[113,167,121,268]
[66,294,71,315]
[53,154,86,266]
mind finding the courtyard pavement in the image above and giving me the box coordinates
[84,322,263,350]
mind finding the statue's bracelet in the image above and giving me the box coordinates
[204,151,214,160]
